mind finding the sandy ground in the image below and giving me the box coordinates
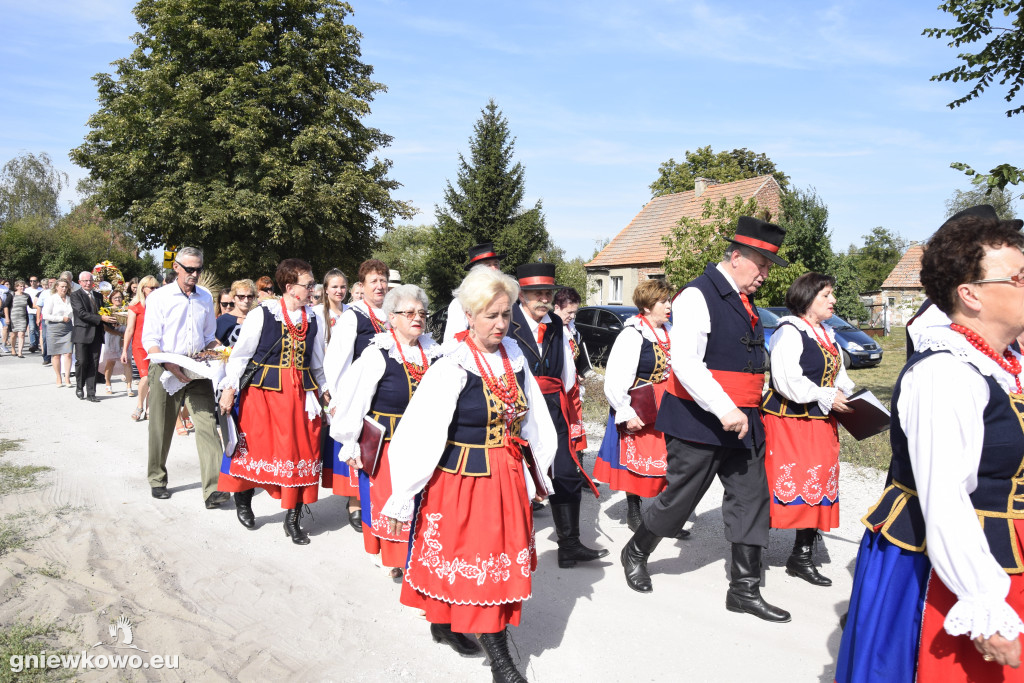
[0,353,887,682]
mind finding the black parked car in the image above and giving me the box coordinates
[575,305,639,366]
[764,307,883,369]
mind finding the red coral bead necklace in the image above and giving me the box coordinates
[951,323,1023,393]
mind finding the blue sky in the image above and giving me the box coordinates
[1,0,1020,261]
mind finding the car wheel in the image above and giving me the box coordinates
[842,350,852,369]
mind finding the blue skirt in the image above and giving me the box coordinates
[836,529,932,683]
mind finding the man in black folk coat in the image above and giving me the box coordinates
[70,271,117,401]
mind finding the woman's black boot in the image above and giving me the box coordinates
[429,623,480,656]
[785,528,831,586]
[284,504,310,545]
[234,490,256,529]
[478,629,528,683]
[625,493,643,532]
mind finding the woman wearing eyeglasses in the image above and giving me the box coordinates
[329,285,440,581]
[217,259,328,543]
[837,206,1024,681]
[323,259,391,531]
[381,267,556,679]
[215,280,257,347]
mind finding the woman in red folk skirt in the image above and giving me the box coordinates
[218,259,329,545]
[382,267,557,683]
[330,284,441,580]
[593,280,678,533]
[760,272,853,586]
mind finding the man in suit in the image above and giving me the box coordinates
[508,262,605,569]
[71,271,117,401]
[621,216,793,623]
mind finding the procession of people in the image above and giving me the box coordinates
[8,205,1024,680]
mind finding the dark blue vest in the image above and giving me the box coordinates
[655,263,766,448]
[864,349,1024,573]
[352,304,386,360]
[760,321,840,419]
[631,329,669,388]
[438,369,528,476]
[249,307,319,392]
[509,305,565,381]
[367,350,421,440]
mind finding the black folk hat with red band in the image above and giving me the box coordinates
[941,203,1024,230]
[516,262,565,290]
[730,216,790,267]
[465,242,507,270]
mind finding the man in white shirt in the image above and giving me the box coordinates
[621,216,793,623]
[141,246,228,509]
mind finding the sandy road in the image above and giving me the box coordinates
[0,353,884,681]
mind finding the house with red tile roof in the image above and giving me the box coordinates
[861,243,926,329]
[584,175,782,305]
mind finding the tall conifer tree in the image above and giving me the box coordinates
[427,100,549,305]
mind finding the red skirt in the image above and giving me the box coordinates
[401,445,535,634]
[322,440,360,497]
[763,413,839,531]
[132,344,149,377]
[917,520,1024,682]
[592,382,668,498]
[218,367,322,509]
[362,442,411,568]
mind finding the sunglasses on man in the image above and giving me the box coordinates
[175,261,204,275]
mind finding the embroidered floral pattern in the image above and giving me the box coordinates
[774,460,836,505]
[418,512,531,586]
[231,452,322,481]
[775,462,797,500]
[825,463,839,501]
[623,433,667,475]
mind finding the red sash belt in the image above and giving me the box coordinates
[667,370,763,408]
[534,375,600,498]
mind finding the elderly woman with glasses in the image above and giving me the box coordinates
[215,279,257,347]
[217,259,328,544]
[329,285,441,581]
[381,267,557,681]
[837,206,1024,681]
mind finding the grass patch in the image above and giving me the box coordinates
[0,619,75,682]
[581,368,609,426]
[0,439,51,496]
[0,512,33,557]
[30,562,66,580]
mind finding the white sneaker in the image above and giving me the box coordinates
[0,344,9,355]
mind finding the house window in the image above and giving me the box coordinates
[594,279,603,305]
[610,276,623,303]
[647,273,665,280]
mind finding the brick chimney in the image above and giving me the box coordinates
[694,177,717,198]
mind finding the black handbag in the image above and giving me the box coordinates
[238,335,283,392]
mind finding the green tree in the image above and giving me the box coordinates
[0,152,68,227]
[71,0,412,282]
[924,1,1024,194]
[945,183,1019,218]
[849,226,907,292]
[372,224,437,293]
[830,250,868,320]
[650,146,789,197]
[777,187,833,274]
[427,100,549,305]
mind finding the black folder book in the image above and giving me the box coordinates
[835,389,891,441]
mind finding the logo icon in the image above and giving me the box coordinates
[93,614,148,653]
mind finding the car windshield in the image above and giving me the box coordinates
[823,314,856,331]
[757,307,781,328]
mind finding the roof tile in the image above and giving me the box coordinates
[880,245,924,289]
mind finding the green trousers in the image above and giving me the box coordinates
[146,362,222,500]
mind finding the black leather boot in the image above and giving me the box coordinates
[620,518,662,593]
[478,629,528,683]
[284,504,310,545]
[234,490,256,530]
[551,501,609,568]
[785,528,831,586]
[725,544,791,622]
[430,623,481,656]
[625,493,643,532]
